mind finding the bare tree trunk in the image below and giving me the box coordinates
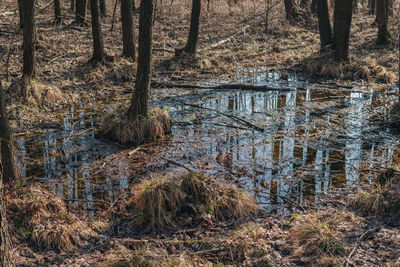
[90,0,105,62]
[121,0,136,59]
[333,0,353,62]
[54,0,62,24]
[183,0,201,55]
[18,0,24,28]
[369,0,376,14]
[0,141,10,266]
[75,0,87,24]
[71,0,75,11]
[317,0,333,50]
[100,0,106,16]
[132,0,136,11]
[376,0,391,45]
[127,0,155,119]
[23,0,35,78]
[311,0,317,14]
[0,82,19,187]
[284,0,298,22]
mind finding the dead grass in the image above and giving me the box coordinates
[100,107,172,145]
[8,183,97,252]
[349,170,400,216]
[126,172,258,233]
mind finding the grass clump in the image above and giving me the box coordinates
[127,172,258,233]
[289,212,345,257]
[8,184,96,252]
[100,107,171,145]
[349,169,400,216]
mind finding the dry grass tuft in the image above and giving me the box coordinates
[8,184,97,252]
[349,170,400,216]
[371,65,395,83]
[126,172,258,232]
[100,107,171,145]
[288,213,345,257]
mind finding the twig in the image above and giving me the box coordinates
[186,103,264,132]
[345,227,381,267]
[161,157,196,173]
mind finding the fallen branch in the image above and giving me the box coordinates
[185,103,264,132]
[161,157,196,173]
[345,227,381,267]
[199,25,250,52]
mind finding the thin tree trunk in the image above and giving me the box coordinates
[90,0,105,62]
[18,0,24,28]
[311,0,317,14]
[127,0,155,119]
[183,0,201,55]
[317,0,333,50]
[54,0,62,24]
[376,0,391,45]
[132,0,136,11]
[100,0,106,16]
[121,0,136,59]
[0,138,10,266]
[0,82,19,187]
[75,0,87,24]
[333,0,353,62]
[369,0,376,14]
[71,0,75,12]
[284,0,297,22]
[23,0,35,78]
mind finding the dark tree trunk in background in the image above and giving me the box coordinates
[23,0,35,78]
[132,0,136,11]
[183,0,201,55]
[376,0,391,45]
[333,0,353,62]
[127,0,155,119]
[54,0,62,24]
[71,0,75,11]
[311,0,317,14]
[90,0,105,62]
[121,0,136,59]
[18,0,24,28]
[369,0,375,14]
[317,0,333,50]
[100,0,106,16]
[0,82,19,187]
[75,0,87,24]
[284,0,297,22]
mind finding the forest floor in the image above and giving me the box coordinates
[1,0,400,266]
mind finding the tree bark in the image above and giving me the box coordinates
[0,148,10,266]
[90,0,105,62]
[333,0,353,62]
[132,0,136,11]
[369,0,375,14]
[183,0,201,55]
[100,0,106,16]
[127,0,155,119]
[376,0,391,45]
[284,0,297,22]
[71,0,75,12]
[317,0,333,50]
[121,0,136,59]
[23,0,35,78]
[18,0,24,29]
[311,0,317,14]
[54,0,62,24]
[75,0,87,24]
[0,82,19,187]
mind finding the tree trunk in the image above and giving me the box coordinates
[369,0,375,14]
[0,82,19,187]
[0,143,10,266]
[75,0,87,24]
[132,0,136,11]
[18,0,24,28]
[376,0,391,45]
[54,0,62,24]
[90,0,105,62]
[333,0,353,62]
[71,0,75,12]
[284,0,297,22]
[121,0,136,59]
[127,0,155,119]
[23,0,35,78]
[100,0,106,16]
[317,0,333,50]
[311,0,317,14]
[183,0,201,55]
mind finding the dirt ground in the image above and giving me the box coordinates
[1,0,400,266]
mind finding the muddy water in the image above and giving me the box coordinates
[15,72,400,216]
